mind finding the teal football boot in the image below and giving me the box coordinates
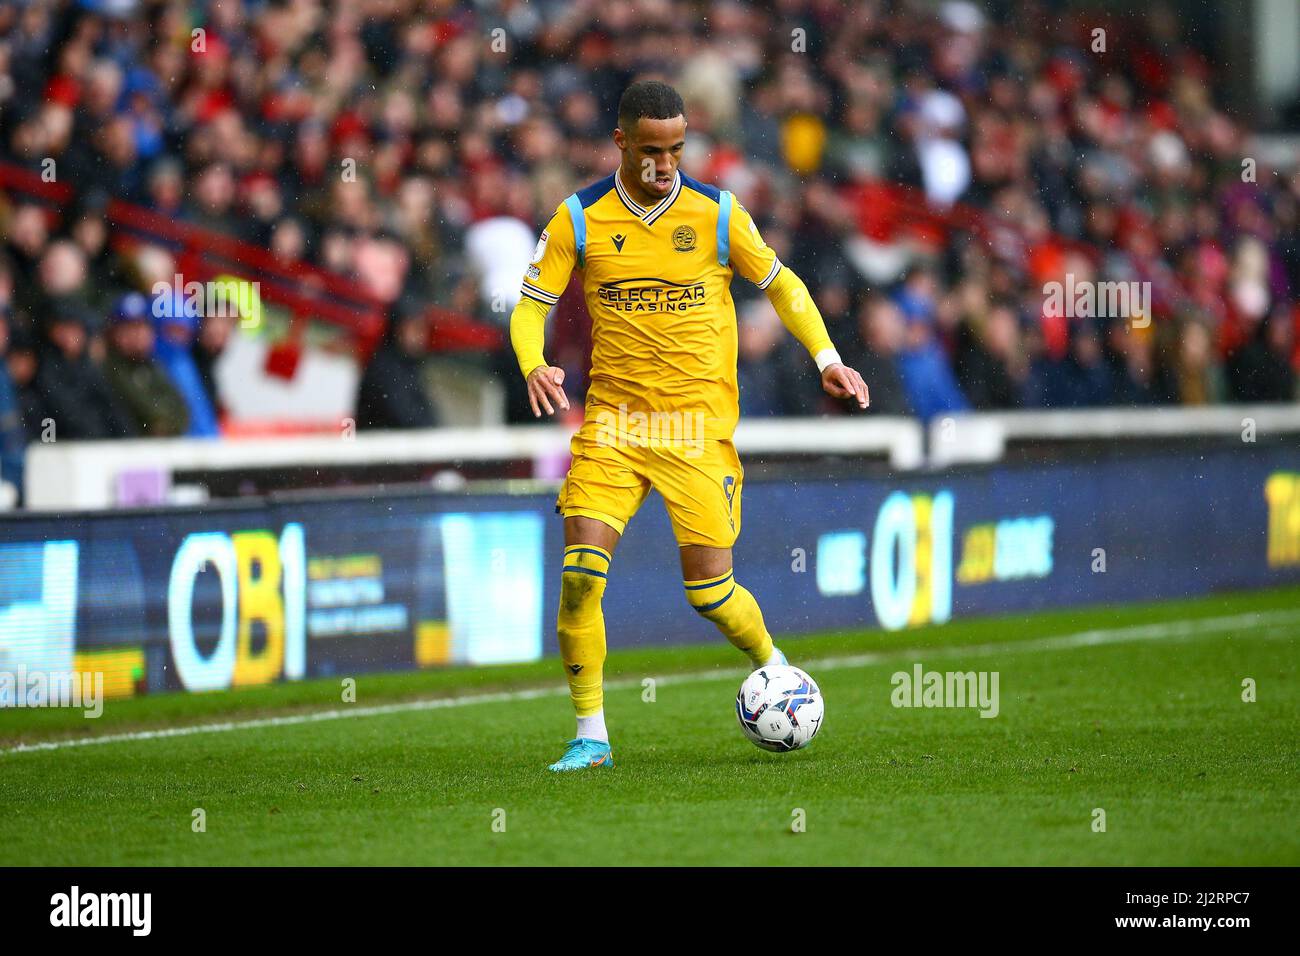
[548,737,615,772]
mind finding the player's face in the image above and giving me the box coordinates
[615,115,686,202]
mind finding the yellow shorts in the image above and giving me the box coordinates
[557,422,744,548]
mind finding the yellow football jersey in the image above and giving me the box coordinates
[519,170,783,440]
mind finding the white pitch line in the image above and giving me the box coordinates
[3,607,1298,756]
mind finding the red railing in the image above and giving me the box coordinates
[0,160,503,360]
[0,162,73,205]
[106,200,389,359]
[106,200,386,316]
[848,178,1100,272]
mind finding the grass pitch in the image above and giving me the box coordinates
[2,587,1297,866]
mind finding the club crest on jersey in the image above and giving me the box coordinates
[530,231,549,264]
[672,225,697,252]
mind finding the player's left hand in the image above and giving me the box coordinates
[822,363,869,410]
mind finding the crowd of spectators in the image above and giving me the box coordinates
[2,0,1299,494]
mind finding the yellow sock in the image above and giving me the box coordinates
[557,545,610,717]
[684,570,774,667]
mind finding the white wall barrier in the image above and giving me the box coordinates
[23,416,925,511]
[927,405,1300,468]
[22,406,1300,512]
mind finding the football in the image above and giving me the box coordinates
[735,664,824,752]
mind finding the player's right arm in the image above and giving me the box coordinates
[510,202,579,417]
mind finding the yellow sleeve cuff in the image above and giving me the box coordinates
[764,266,835,360]
[510,294,551,379]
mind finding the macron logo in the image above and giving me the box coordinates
[50,886,151,937]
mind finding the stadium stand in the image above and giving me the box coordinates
[1,0,1298,508]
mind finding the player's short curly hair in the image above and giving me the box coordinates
[617,80,685,130]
